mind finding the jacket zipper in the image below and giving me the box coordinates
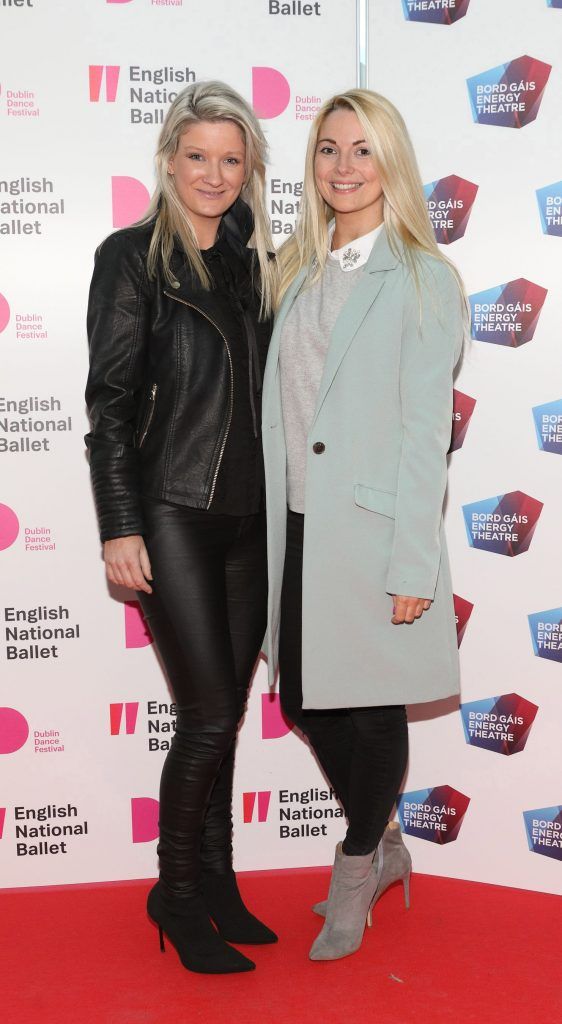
[138,383,158,448]
[164,291,234,509]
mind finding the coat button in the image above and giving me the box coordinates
[312,441,326,454]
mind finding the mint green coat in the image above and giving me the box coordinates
[262,229,464,709]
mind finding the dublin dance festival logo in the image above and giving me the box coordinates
[467,55,551,128]
[0,707,29,754]
[469,279,547,347]
[424,175,478,244]
[397,786,470,844]
[401,0,470,23]
[462,491,543,556]
[460,693,538,755]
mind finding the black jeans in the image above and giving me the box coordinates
[138,499,267,898]
[279,510,409,856]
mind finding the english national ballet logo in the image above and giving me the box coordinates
[462,491,543,557]
[533,399,562,454]
[397,786,470,844]
[252,67,290,119]
[450,390,476,452]
[536,181,562,236]
[0,503,20,550]
[0,293,10,333]
[424,175,478,244]
[469,279,547,347]
[131,797,159,843]
[401,0,470,23]
[89,66,120,103]
[124,600,153,648]
[110,701,139,735]
[261,693,294,739]
[453,594,473,646]
[523,806,562,861]
[467,55,551,128]
[243,791,271,824]
[460,693,538,756]
[0,707,29,754]
[528,606,562,664]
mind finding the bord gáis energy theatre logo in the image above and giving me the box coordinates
[467,55,551,128]
[462,491,543,556]
[460,693,538,755]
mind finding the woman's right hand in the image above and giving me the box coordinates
[103,535,153,594]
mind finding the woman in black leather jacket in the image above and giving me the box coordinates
[85,81,277,975]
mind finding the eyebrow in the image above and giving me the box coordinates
[317,137,367,145]
[182,144,245,155]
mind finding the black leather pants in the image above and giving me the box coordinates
[279,510,409,856]
[138,500,267,899]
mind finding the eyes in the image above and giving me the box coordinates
[317,145,371,158]
[186,152,242,166]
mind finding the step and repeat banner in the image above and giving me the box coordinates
[369,0,561,895]
[1,0,560,895]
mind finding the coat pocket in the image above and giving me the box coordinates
[354,484,396,519]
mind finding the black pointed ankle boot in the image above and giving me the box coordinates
[201,870,278,945]
[147,881,256,974]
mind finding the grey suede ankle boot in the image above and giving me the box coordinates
[309,842,380,961]
[312,822,411,919]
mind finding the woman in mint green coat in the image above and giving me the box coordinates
[261,90,466,962]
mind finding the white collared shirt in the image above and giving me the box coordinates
[328,220,383,272]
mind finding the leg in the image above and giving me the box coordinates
[200,511,277,943]
[139,501,254,973]
[343,705,409,855]
[279,510,355,814]
[200,511,268,875]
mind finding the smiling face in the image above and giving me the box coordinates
[314,107,384,236]
[168,119,246,248]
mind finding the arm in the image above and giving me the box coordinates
[85,230,151,544]
[386,258,464,602]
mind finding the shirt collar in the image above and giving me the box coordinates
[328,220,384,272]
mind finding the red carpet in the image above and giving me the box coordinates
[2,870,559,1024]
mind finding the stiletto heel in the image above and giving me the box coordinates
[366,908,373,928]
[403,872,411,909]
[158,924,165,952]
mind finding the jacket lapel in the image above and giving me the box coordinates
[310,227,401,429]
[262,267,307,424]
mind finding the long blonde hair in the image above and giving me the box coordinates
[139,80,276,318]
[277,88,466,315]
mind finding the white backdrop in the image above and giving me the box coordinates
[1,0,560,895]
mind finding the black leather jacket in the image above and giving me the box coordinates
[85,200,271,542]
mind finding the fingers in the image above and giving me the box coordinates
[104,537,153,594]
[391,595,431,624]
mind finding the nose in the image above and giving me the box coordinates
[335,151,354,175]
[202,160,223,187]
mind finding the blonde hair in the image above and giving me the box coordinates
[139,80,276,318]
[277,88,466,318]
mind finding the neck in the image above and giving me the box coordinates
[190,213,222,251]
[332,208,383,251]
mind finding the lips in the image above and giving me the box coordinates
[330,182,363,192]
[196,189,227,199]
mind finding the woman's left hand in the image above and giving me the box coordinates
[391,595,432,624]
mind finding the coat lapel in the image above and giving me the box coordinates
[310,228,401,429]
[262,267,307,424]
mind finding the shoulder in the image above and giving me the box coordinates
[94,221,154,264]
